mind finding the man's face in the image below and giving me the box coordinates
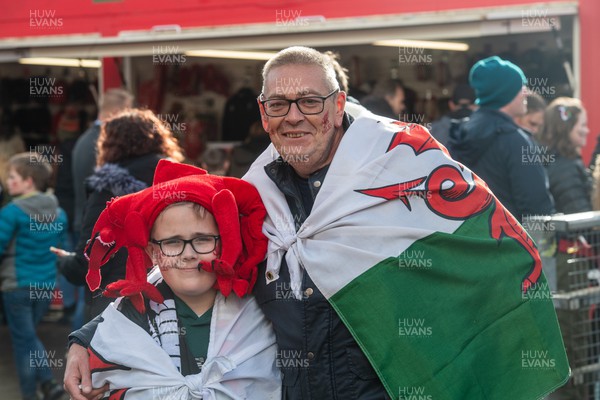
[386,87,405,117]
[259,64,346,177]
[515,110,544,135]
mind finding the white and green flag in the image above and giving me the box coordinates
[245,115,569,400]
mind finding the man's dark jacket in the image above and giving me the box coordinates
[448,108,554,221]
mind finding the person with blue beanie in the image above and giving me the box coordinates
[469,56,527,109]
[448,56,554,221]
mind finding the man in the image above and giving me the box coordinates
[448,56,554,221]
[514,92,546,136]
[323,50,369,118]
[65,47,568,400]
[71,88,133,234]
[362,78,405,119]
[429,83,477,147]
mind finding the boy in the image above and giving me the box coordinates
[0,152,68,400]
[68,159,280,399]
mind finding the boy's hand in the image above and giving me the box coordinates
[50,246,75,258]
[63,343,109,400]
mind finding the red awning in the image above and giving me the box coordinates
[3,0,575,39]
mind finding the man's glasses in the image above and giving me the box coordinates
[259,89,339,117]
[150,235,220,257]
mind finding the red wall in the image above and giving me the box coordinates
[579,0,600,165]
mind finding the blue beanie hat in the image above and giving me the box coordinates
[469,56,526,109]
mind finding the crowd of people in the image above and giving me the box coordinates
[0,45,592,400]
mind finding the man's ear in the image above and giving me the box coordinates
[335,91,347,127]
[257,100,270,132]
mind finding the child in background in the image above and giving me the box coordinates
[0,153,68,400]
[67,159,280,399]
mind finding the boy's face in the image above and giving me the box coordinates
[146,203,219,300]
[7,167,34,196]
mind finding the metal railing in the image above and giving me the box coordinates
[526,212,600,400]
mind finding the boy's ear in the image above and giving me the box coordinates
[24,176,36,189]
[145,243,158,265]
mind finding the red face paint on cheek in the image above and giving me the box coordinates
[322,112,333,132]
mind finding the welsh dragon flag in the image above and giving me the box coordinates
[244,115,569,400]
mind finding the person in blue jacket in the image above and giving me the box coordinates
[0,152,68,400]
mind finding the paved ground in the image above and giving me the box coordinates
[0,309,72,400]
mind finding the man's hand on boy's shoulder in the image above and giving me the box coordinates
[63,343,109,400]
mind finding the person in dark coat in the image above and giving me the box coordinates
[54,109,184,321]
[221,87,261,142]
[448,56,554,221]
[53,106,88,329]
[362,79,405,120]
[429,83,477,147]
[537,97,591,214]
[228,121,271,178]
[71,89,133,235]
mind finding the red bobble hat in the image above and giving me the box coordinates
[84,159,268,313]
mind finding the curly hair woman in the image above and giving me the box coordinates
[55,108,185,321]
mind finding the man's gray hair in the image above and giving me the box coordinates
[261,46,340,93]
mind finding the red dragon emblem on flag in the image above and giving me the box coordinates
[356,122,541,292]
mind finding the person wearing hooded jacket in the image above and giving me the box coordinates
[0,153,68,400]
[448,56,554,222]
[429,83,477,147]
[54,109,184,321]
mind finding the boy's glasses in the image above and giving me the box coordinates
[150,235,220,257]
[258,89,339,117]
